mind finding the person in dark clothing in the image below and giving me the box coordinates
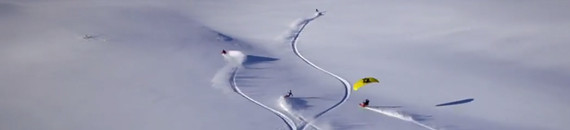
[361,99,370,107]
[315,9,324,16]
[222,50,227,54]
[284,90,293,98]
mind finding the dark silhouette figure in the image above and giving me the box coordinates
[222,50,227,54]
[315,9,324,16]
[360,99,370,107]
[83,34,95,39]
[284,90,293,98]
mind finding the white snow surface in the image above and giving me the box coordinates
[2,0,570,130]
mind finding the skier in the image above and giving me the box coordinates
[83,34,94,39]
[360,99,370,107]
[284,90,293,98]
[222,50,227,54]
[315,9,324,16]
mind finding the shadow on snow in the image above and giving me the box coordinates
[243,55,279,65]
[284,97,314,111]
[435,98,474,107]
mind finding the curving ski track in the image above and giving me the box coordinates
[278,97,322,130]
[230,67,297,130]
[289,13,352,130]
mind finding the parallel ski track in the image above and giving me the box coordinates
[230,67,296,130]
[278,97,322,130]
[290,13,352,130]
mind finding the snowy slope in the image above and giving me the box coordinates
[2,0,570,130]
[0,1,285,129]
[191,0,570,130]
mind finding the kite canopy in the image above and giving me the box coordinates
[352,77,379,91]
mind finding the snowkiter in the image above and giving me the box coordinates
[360,99,370,107]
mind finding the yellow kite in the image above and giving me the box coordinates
[352,77,379,91]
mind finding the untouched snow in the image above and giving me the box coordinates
[2,0,570,130]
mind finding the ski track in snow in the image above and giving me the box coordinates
[364,107,438,130]
[230,67,297,130]
[278,97,323,130]
[278,97,321,130]
[288,12,352,130]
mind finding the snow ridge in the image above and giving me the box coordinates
[230,67,297,130]
[287,12,352,130]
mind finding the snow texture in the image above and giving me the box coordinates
[2,0,570,130]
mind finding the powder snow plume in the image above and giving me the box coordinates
[278,12,323,42]
[278,97,326,130]
[211,50,246,93]
[278,97,310,121]
[365,107,438,130]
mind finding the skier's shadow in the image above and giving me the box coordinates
[411,114,433,121]
[243,55,279,66]
[284,97,319,110]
